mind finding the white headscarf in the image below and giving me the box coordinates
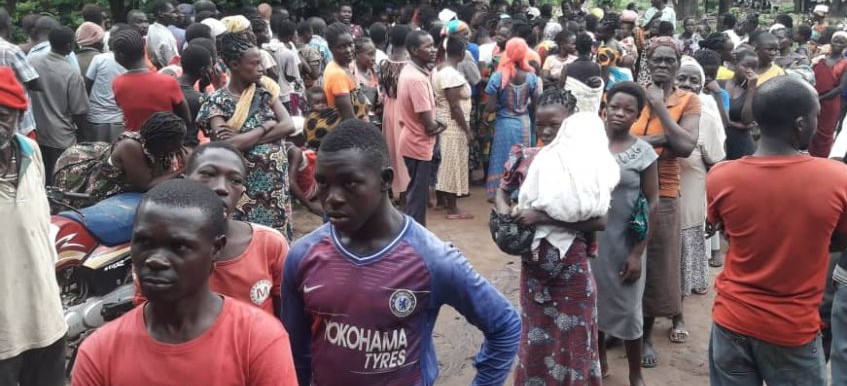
[543,22,563,41]
[518,112,620,257]
[680,56,706,89]
[680,56,725,151]
[768,23,787,34]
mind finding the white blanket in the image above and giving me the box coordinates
[564,76,605,115]
[517,112,620,257]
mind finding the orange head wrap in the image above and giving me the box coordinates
[497,38,535,88]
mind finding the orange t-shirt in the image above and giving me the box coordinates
[133,224,287,314]
[322,61,355,108]
[71,296,298,385]
[707,156,847,346]
[630,87,701,197]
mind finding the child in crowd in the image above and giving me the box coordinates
[303,86,336,150]
[285,138,321,215]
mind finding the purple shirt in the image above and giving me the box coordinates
[281,216,520,385]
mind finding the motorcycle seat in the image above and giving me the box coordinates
[58,193,143,246]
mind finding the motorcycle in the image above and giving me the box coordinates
[48,189,141,373]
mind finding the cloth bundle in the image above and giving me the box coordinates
[564,77,604,114]
[517,112,620,257]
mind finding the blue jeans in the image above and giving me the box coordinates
[709,322,826,386]
[831,280,847,384]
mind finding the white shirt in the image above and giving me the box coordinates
[724,29,742,48]
[0,135,67,360]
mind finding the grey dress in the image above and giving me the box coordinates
[591,138,658,340]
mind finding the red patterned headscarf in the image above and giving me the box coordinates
[647,36,682,58]
[498,38,535,88]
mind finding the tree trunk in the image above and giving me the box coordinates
[672,0,699,19]
[719,0,732,15]
[833,0,846,17]
[111,0,127,23]
[3,0,15,18]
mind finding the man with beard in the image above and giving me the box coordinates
[707,76,847,385]
[396,30,443,226]
[0,67,67,386]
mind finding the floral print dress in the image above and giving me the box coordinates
[501,144,603,386]
[197,87,293,240]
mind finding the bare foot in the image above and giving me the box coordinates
[641,340,657,368]
[445,212,474,220]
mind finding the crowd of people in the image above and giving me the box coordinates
[4,0,847,385]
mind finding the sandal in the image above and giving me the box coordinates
[692,287,709,295]
[669,328,689,344]
[446,212,475,220]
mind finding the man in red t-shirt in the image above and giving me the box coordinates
[706,76,847,385]
[110,29,191,132]
[71,180,297,386]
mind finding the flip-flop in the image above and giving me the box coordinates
[669,328,689,344]
[446,212,474,220]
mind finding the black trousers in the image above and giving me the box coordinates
[0,337,66,386]
[403,157,432,227]
[39,145,65,186]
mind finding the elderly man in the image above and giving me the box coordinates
[0,66,67,386]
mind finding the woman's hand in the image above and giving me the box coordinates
[511,208,546,227]
[215,125,236,140]
[619,252,642,284]
[646,85,665,108]
[705,79,722,95]
[743,68,759,87]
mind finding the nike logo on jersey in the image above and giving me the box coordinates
[304,284,324,293]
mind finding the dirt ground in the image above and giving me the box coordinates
[292,186,715,386]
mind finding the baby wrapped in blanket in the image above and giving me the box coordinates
[517,112,620,257]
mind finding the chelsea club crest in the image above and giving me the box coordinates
[389,289,417,318]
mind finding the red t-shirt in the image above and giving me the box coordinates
[133,224,287,314]
[71,296,298,386]
[397,64,436,161]
[209,224,288,314]
[112,71,184,132]
[707,155,847,346]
